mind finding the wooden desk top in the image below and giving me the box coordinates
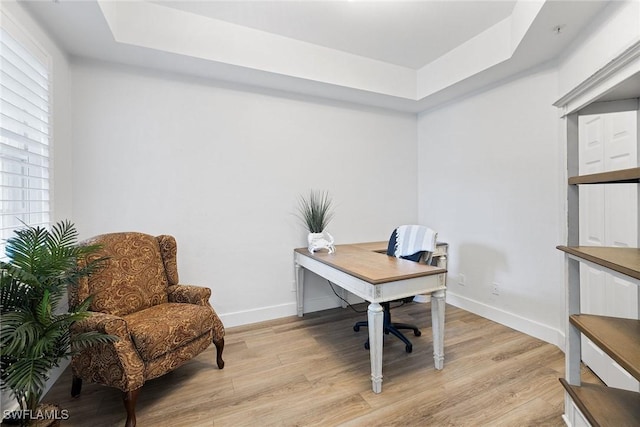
[349,241,389,253]
[294,243,446,285]
[351,241,448,254]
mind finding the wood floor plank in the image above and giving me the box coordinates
[29,303,602,427]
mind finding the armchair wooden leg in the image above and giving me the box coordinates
[123,388,140,427]
[71,375,82,397]
[214,337,225,369]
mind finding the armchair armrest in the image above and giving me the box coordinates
[167,284,211,306]
[167,284,225,343]
[71,311,145,392]
[72,311,129,339]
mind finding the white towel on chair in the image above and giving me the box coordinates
[394,225,437,258]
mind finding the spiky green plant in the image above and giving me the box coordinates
[296,190,335,233]
[0,221,115,425]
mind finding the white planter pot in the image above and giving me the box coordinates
[307,231,335,254]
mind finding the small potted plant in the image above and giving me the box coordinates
[296,190,336,253]
[0,221,115,426]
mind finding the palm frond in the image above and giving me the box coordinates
[0,311,40,357]
[71,331,118,353]
[1,220,112,413]
[0,274,32,313]
[64,253,108,289]
[34,290,52,325]
[1,357,51,410]
[73,295,94,313]
[47,220,77,251]
[3,224,47,271]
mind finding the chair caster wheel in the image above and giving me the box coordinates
[353,325,360,332]
[414,330,422,337]
[364,342,370,350]
[405,344,413,353]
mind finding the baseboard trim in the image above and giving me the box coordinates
[219,302,296,328]
[219,296,341,328]
[446,292,565,349]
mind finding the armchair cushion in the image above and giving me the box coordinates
[123,303,214,362]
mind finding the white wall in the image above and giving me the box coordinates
[417,65,564,346]
[70,60,418,327]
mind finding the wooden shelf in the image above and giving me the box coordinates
[556,246,640,280]
[559,379,640,427]
[569,314,640,382]
[568,167,640,185]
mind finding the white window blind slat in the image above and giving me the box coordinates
[1,113,50,143]
[1,152,50,170]
[1,175,50,190]
[0,16,51,257]
[1,93,49,133]
[1,71,49,115]
[1,127,50,151]
[1,29,48,86]
[1,59,49,104]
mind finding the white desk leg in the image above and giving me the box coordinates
[340,287,348,308]
[295,263,304,317]
[437,254,447,276]
[367,302,384,393]
[431,289,445,369]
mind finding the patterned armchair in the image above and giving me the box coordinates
[69,232,225,427]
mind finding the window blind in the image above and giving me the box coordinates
[0,17,51,256]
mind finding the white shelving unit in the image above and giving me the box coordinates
[557,214,640,425]
[554,44,640,423]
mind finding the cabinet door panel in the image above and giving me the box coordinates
[605,183,638,248]
[605,110,637,171]
[608,275,639,318]
[580,266,605,314]
[579,185,604,245]
[578,111,639,392]
[579,114,605,174]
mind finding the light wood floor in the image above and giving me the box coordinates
[40,302,600,426]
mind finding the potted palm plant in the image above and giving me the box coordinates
[0,221,115,426]
[296,190,336,253]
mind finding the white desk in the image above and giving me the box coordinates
[293,242,447,393]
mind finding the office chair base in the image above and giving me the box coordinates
[364,339,413,353]
[353,304,421,353]
[362,332,413,353]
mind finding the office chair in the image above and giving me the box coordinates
[353,225,437,353]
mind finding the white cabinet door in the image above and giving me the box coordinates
[578,110,639,392]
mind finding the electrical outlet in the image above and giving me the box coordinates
[458,273,465,286]
[492,283,500,295]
